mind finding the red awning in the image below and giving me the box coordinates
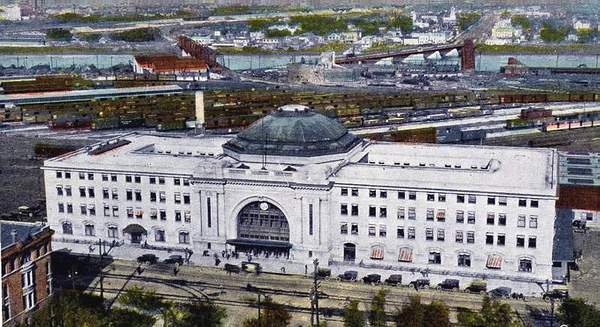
[398,248,413,262]
[371,246,384,260]
[486,255,502,269]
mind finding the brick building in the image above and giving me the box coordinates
[1,221,53,326]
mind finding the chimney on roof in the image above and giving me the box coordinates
[11,229,17,243]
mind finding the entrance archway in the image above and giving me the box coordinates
[123,224,147,244]
[227,201,291,257]
[343,243,356,262]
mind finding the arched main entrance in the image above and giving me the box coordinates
[227,201,291,257]
[123,224,147,244]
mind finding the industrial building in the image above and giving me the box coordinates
[43,105,559,293]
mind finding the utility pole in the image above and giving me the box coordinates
[310,259,321,326]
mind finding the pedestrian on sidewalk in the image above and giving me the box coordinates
[304,264,308,276]
[281,267,286,274]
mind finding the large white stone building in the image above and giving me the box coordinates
[43,105,559,292]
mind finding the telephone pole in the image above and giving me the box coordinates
[310,259,321,326]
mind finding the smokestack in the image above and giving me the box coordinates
[11,229,18,243]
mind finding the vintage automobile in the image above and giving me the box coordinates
[362,274,382,284]
[338,270,359,281]
[465,280,487,294]
[384,274,403,286]
[409,279,431,289]
[136,254,158,264]
[489,287,512,299]
[437,279,460,291]
[163,255,184,265]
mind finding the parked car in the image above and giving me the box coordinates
[489,287,512,299]
[465,280,487,294]
[312,268,332,278]
[437,279,460,291]
[338,270,358,281]
[362,274,381,284]
[241,262,261,274]
[224,263,241,274]
[137,254,158,264]
[163,255,184,265]
[409,279,430,289]
[543,288,569,301]
[384,274,403,286]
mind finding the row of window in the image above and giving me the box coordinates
[55,171,190,187]
[2,242,50,276]
[340,188,540,208]
[57,203,191,223]
[62,222,190,243]
[341,205,539,228]
[361,245,533,272]
[56,186,192,205]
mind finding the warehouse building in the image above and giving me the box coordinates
[43,105,559,293]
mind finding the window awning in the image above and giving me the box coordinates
[398,248,413,262]
[371,246,384,260]
[486,254,502,269]
[123,224,147,235]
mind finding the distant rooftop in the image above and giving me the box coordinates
[1,221,47,250]
[558,151,600,186]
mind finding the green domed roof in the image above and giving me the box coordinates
[223,105,361,157]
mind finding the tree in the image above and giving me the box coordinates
[389,14,413,33]
[539,22,568,43]
[558,298,600,327]
[457,12,482,31]
[511,15,531,30]
[242,298,291,327]
[344,300,365,327]
[172,301,227,327]
[119,285,165,313]
[395,295,449,327]
[369,289,387,327]
[457,296,521,327]
[46,28,73,41]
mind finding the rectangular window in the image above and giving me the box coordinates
[499,197,507,206]
[149,177,156,184]
[379,207,387,218]
[438,194,446,202]
[65,186,72,197]
[175,210,182,222]
[150,192,157,202]
[351,223,359,235]
[398,191,405,199]
[56,186,63,196]
[458,254,471,267]
[379,225,387,237]
[308,204,314,236]
[408,192,416,200]
[79,187,86,197]
[516,235,525,247]
[340,204,348,215]
[528,236,537,248]
[487,197,496,205]
[457,194,465,203]
[125,175,132,183]
[456,230,464,243]
[110,175,117,182]
[487,213,495,225]
[56,171,62,178]
[456,210,464,223]
[467,231,475,244]
[87,173,94,180]
[155,230,165,242]
[150,209,157,220]
[428,252,441,264]
[183,193,190,204]
[108,226,118,238]
[103,188,109,199]
[65,172,71,179]
[397,226,405,238]
[183,179,190,186]
[58,203,64,213]
[102,174,108,181]
[103,204,110,217]
[369,189,376,198]
[351,189,359,196]
[80,205,87,215]
[426,208,434,221]
[530,200,539,208]
[426,228,434,241]
[174,178,181,186]
[486,233,494,245]
[66,203,73,214]
[518,199,527,207]
[111,189,118,200]
[497,234,506,246]
[498,213,506,226]
[369,206,376,217]
[127,207,134,218]
[135,190,142,202]
[126,190,133,201]
[407,227,415,239]
[518,215,526,227]
[160,210,166,221]
[380,191,387,198]
[437,229,445,241]
[85,224,95,236]
[340,188,348,196]
[468,195,476,204]
[135,209,143,219]
[351,204,359,216]
[174,192,181,204]
[158,177,165,185]
[437,209,446,222]
[467,211,476,224]
[179,232,189,244]
[529,216,538,228]
[88,187,94,198]
[427,193,435,201]
[88,204,96,216]
[78,172,85,180]
[340,223,348,235]
[112,206,119,217]
[134,176,141,183]
[397,207,405,219]
[207,198,212,228]
[368,225,376,236]
[159,192,166,203]
[408,207,416,220]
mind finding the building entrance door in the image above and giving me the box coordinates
[343,243,356,262]
[131,232,142,244]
